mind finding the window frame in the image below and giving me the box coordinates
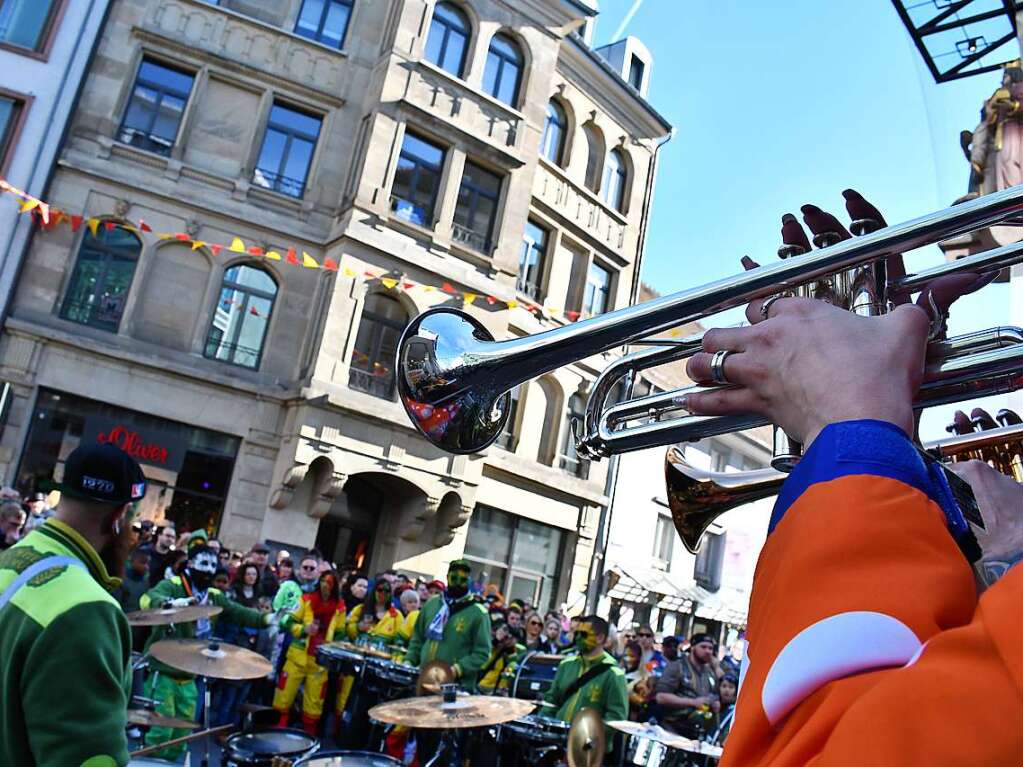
[252,101,323,199]
[482,32,523,107]
[203,263,278,371]
[294,0,354,50]
[59,223,143,333]
[117,57,196,157]
[628,54,645,91]
[540,99,567,165]
[694,529,726,592]
[452,159,502,254]
[582,123,604,193]
[602,147,628,212]
[0,87,30,176]
[348,292,409,400]
[582,260,612,317]
[558,391,589,479]
[423,1,470,77]
[0,0,66,60]
[652,513,675,568]
[516,219,548,302]
[494,385,522,451]
[390,129,446,228]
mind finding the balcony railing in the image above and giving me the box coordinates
[252,168,306,199]
[558,452,590,480]
[515,276,543,303]
[452,223,492,255]
[118,127,174,157]
[349,367,396,400]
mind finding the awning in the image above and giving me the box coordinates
[607,563,749,627]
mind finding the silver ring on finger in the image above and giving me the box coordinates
[760,294,786,321]
[710,349,735,386]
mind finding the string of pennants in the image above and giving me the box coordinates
[0,177,691,336]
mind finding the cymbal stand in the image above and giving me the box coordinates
[423,685,463,767]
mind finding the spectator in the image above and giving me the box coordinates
[347,577,402,644]
[622,640,652,721]
[133,519,155,547]
[720,640,743,679]
[561,616,580,652]
[654,633,720,738]
[662,635,680,663]
[276,549,290,568]
[711,673,738,745]
[206,538,222,556]
[621,640,642,680]
[397,588,421,646]
[212,568,230,591]
[165,549,188,579]
[426,579,445,599]
[231,564,262,612]
[637,626,667,676]
[22,491,53,532]
[296,554,321,593]
[506,604,523,631]
[248,543,279,598]
[543,614,562,649]
[0,501,26,551]
[482,583,504,608]
[415,578,430,604]
[524,610,557,654]
[478,623,524,694]
[114,547,151,614]
[277,558,295,584]
[217,547,232,571]
[605,623,620,657]
[342,573,368,607]
[621,627,636,646]
[145,523,176,586]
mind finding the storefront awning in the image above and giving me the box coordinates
[607,563,749,627]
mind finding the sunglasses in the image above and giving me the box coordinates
[575,630,591,639]
[638,632,654,638]
[300,564,317,571]
[528,620,543,626]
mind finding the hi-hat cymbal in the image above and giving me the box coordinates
[568,708,605,767]
[127,708,199,730]
[369,695,535,729]
[149,639,273,680]
[417,660,455,695]
[127,604,223,626]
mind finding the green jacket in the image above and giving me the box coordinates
[543,651,629,723]
[0,519,131,767]
[141,574,268,678]
[405,594,491,688]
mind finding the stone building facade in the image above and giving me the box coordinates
[0,0,671,611]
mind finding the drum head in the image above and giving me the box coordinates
[296,751,402,766]
[226,728,319,758]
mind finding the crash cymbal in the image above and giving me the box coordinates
[567,707,605,767]
[416,660,455,695]
[126,604,222,626]
[127,708,199,730]
[149,639,273,680]
[369,694,535,729]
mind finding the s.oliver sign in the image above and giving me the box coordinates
[83,418,188,472]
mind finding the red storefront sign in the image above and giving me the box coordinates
[96,424,171,465]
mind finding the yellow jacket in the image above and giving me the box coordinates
[346,603,403,641]
[287,593,346,649]
[398,609,420,643]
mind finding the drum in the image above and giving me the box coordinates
[222,728,319,767]
[295,751,402,766]
[365,656,418,699]
[316,642,367,674]
[626,736,680,767]
[502,714,572,745]
[510,653,563,700]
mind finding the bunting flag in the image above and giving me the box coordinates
[0,176,686,331]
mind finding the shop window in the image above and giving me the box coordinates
[516,219,547,301]
[582,261,612,317]
[452,160,501,254]
[463,504,564,611]
[602,148,628,212]
[482,33,523,107]
[350,293,408,399]
[424,1,470,77]
[118,58,195,157]
[582,122,604,193]
[295,0,353,50]
[540,100,567,165]
[60,224,142,332]
[0,0,57,52]
[204,264,277,370]
[558,392,589,479]
[0,95,24,169]
[391,131,445,227]
[694,529,726,592]
[494,385,522,451]
[253,103,322,198]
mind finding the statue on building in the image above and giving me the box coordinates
[960,59,1023,199]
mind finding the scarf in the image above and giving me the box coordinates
[181,575,212,638]
[306,592,342,656]
[426,592,473,642]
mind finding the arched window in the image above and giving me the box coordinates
[559,392,589,479]
[60,223,142,332]
[540,100,567,165]
[483,33,523,106]
[204,264,277,369]
[602,148,627,212]
[424,2,470,77]
[582,123,604,193]
[350,293,408,399]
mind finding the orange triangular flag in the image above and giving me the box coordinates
[138,220,152,232]
[211,244,223,256]
[70,215,83,232]
[229,237,246,253]
[286,249,300,265]
[248,246,264,256]
[302,251,319,268]
[323,258,339,271]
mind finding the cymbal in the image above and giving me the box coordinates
[568,707,605,767]
[126,604,222,626]
[149,639,273,680]
[369,695,535,729]
[127,708,199,729]
[417,660,455,695]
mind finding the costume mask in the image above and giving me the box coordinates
[446,568,470,600]
[575,623,599,654]
[189,550,218,589]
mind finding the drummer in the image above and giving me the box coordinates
[140,543,275,760]
[542,616,628,724]
[405,559,492,689]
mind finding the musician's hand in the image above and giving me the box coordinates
[305,620,320,636]
[164,597,196,608]
[946,459,1023,589]
[685,298,928,447]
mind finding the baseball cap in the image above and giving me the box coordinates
[251,542,270,554]
[45,443,147,506]
[690,632,717,648]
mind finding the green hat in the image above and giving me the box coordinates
[448,558,472,573]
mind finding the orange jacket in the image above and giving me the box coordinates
[722,420,1023,766]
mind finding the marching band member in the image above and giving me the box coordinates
[542,615,628,723]
[405,559,492,689]
[684,275,1023,764]
[273,569,345,734]
[477,623,525,694]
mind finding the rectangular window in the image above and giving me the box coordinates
[463,505,564,611]
[118,59,195,157]
[494,386,521,451]
[0,0,57,52]
[694,529,726,592]
[391,131,445,227]
[295,0,352,50]
[582,261,612,316]
[252,103,322,199]
[629,54,645,91]
[0,95,23,167]
[653,514,674,567]
[453,161,501,254]
[517,220,547,301]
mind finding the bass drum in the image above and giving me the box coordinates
[295,751,402,766]
[222,728,319,767]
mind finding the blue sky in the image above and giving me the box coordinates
[593,0,1015,439]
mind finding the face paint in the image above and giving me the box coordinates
[575,624,599,654]
[446,568,470,599]
[189,551,218,589]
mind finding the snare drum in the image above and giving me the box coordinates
[365,656,418,699]
[503,714,571,744]
[221,728,319,767]
[316,642,367,674]
[295,750,402,766]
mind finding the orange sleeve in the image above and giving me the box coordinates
[721,420,1023,766]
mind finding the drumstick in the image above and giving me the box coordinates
[128,724,233,757]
